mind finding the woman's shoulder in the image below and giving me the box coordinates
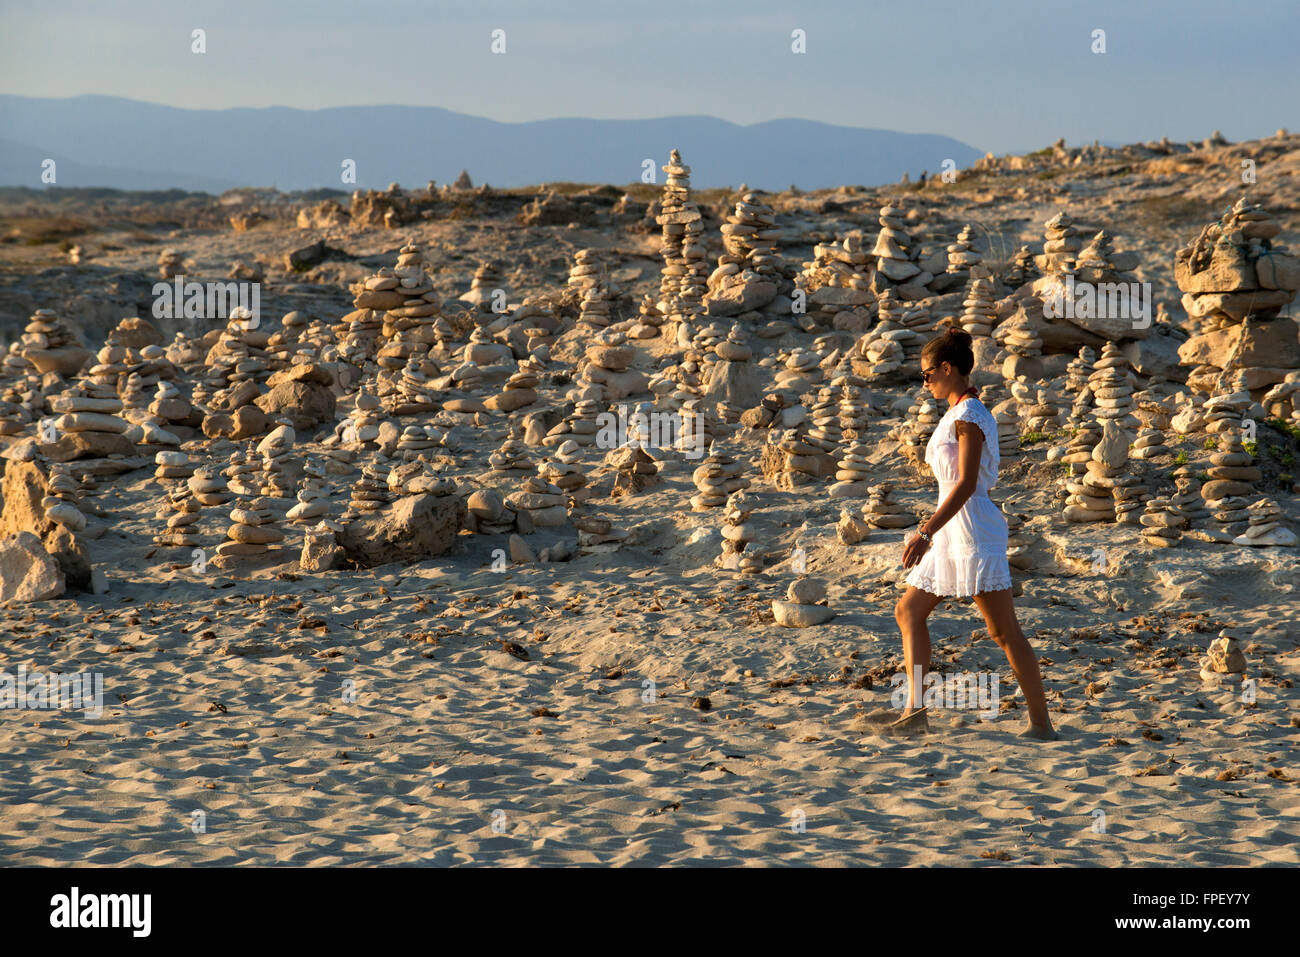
[952,396,994,425]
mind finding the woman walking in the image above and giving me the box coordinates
[868,328,1056,739]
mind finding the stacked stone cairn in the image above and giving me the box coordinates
[217,496,284,563]
[828,439,872,498]
[287,459,330,522]
[944,225,982,288]
[1235,499,1297,547]
[459,262,507,312]
[1175,198,1300,396]
[1171,467,1210,528]
[656,149,707,325]
[959,274,998,338]
[1063,419,1130,523]
[718,491,761,573]
[691,448,748,508]
[864,482,914,529]
[187,465,229,506]
[506,467,568,529]
[43,463,87,533]
[1139,491,1186,548]
[155,485,201,548]
[871,199,930,297]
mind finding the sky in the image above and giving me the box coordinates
[1,0,1297,155]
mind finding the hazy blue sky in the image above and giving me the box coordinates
[2,0,1296,154]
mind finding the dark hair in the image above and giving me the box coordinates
[921,327,974,376]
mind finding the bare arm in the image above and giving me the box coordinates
[903,420,983,568]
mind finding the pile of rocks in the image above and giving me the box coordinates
[705,191,784,317]
[1131,423,1173,460]
[506,469,569,528]
[959,275,998,338]
[656,149,708,325]
[157,248,184,279]
[1003,503,1033,570]
[1035,212,1082,275]
[828,440,872,498]
[346,464,391,517]
[864,482,914,528]
[943,224,982,288]
[488,437,535,475]
[460,262,507,312]
[287,459,330,522]
[691,449,748,509]
[629,295,666,340]
[1234,498,1297,547]
[44,378,135,462]
[1088,342,1140,430]
[838,382,875,437]
[155,485,201,548]
[542,398,602,450]
[1139,492,1185,548]
[900,393,943,465]
[187,465,229,506]
[1063,419,1129,523]
[1005,245,1038,288]
[871,200,930,298]
[217,496,284,564]
[153,450,193,485]
[606,442,658,496]
[18,309,89,377]
[799,233,873,326]
[804,386,842,453]
[1202,426,1260,504]
[772,579,834,628]
[995,409,1021,459]
[1198,633,1247,684]
[1176,202,1300,396]
[578,285,613,329]
[42,463,87,533]
[567,249,604,296]
[718,491,761,574]
[1171,468,1210,527]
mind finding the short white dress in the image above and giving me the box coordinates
[903,396,1012,597]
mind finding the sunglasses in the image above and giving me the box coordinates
[921,363,947,383]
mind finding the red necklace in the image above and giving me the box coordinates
[958,386,978,402]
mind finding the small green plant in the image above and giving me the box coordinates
[1203,437,1217,450]
[1243,439,1258,457]
[1195,471,1210,483]
[1020,431,1049,446]
[1174,450,1188,466]
[1266,417,1300,440]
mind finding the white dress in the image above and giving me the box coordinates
[903,396,1012,597]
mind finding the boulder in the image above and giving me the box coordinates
[38,431,135,462]
[0,532,64,602]
[338,493,466,567]
[771,600,835,628]
[110,317,165,350]
[704,280,778,317]
[1177,317,1300,370]
[254,379,336,430]
[22,346,91,377]
[0,460,90,590]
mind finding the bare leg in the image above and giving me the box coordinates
[971,588,1057,739]
[891,587,943,722]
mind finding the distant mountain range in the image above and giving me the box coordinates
[0,95,982,194]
